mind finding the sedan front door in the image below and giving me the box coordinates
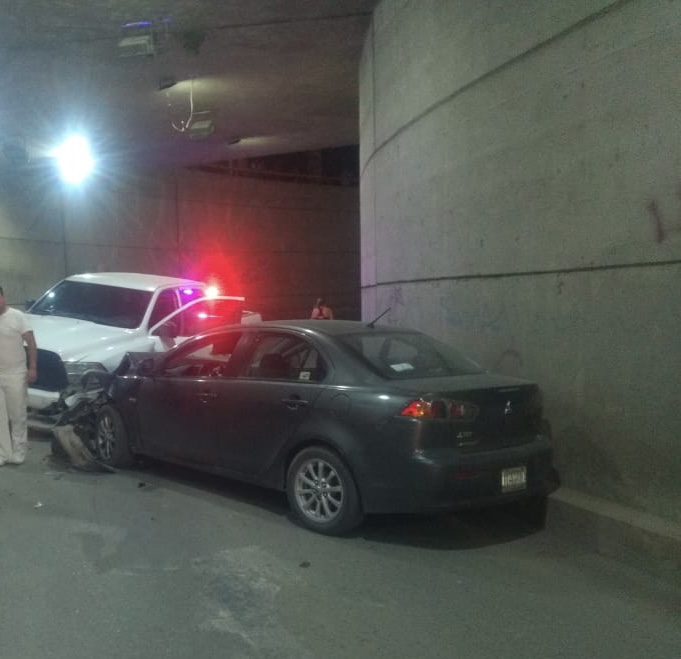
[135,332,245,465]
[215,331,327,477]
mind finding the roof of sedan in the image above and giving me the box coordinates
[248,319,413,336]
[66,272,206,291]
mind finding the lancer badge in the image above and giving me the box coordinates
[504,400,513,415]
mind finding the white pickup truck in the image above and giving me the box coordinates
[26,272,261,428]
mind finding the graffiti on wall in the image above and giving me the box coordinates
[647,187,681,243]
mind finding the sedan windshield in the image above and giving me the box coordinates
[29,280,152,329]
[338,331,484,379]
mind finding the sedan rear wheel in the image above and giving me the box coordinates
[286,446,363,535]
[95,405,133,467]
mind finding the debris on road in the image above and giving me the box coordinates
[52,425,116,473]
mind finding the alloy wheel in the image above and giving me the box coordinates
[96,412,116,461]
[293,457,345,523]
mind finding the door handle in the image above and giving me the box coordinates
[196,392,218,401]
[282,397,310,409]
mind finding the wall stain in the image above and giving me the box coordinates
[647,200,666,243]
[386,285,404,310]
[493,348,523,373]
[647,187,681,243]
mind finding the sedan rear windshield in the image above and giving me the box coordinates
[29,280,153,329]
[338,331,484,379]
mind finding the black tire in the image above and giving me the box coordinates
[286,446,364,536]
[95,405,134,467]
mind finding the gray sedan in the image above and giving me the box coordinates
[92,320,559,535]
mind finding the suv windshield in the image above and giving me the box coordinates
[338,331,484,379]
[29,280,153,329]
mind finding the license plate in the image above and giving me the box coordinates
[501,465,527,492]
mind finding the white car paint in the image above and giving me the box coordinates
[26,272,259,413]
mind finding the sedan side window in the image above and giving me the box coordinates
[244,334,326,382]
[162,333,243,378]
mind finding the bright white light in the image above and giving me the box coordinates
[53,135,94,184]
[205,285,219,298]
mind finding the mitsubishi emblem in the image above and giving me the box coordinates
[504,400,513,415]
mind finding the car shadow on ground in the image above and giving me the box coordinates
[357,507,545,550]
[114,456,544,551]
[44,439,547,552]
[123,456,292,519]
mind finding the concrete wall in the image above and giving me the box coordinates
[0,167,360,320]
[360,0,681,522]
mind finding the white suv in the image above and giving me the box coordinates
[26,272,260,424]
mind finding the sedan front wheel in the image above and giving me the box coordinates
[286,446,363,535]
[95,405,133,468]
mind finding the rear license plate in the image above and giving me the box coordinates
[501,465,527,492]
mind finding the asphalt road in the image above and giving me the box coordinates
[0,436,679,659]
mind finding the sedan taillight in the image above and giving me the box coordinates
[400,398,478,420]
[400,399,446,418]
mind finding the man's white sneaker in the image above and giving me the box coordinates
[7,456,25,465]
[0,459,6,466]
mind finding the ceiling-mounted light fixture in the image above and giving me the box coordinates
[118,34,155,57]
[52,135,95,184]
[188,118,215,140]
[158,75,177,91]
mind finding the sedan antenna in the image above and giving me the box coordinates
[366,307,391,329]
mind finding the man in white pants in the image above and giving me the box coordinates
[0,286,37,465]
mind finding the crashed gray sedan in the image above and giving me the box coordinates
[87,320,558,535]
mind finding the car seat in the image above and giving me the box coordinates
[258,353,289,379]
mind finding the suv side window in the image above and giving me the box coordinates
[148,289,179,328]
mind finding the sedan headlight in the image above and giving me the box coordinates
[64,361,107,387]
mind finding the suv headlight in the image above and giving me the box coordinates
[64,361,107,387]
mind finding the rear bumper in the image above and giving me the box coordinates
[358,436,559,514]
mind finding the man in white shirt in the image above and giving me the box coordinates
[0,286,37,465]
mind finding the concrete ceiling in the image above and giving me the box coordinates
[0,0,376,171]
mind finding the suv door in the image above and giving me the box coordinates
[148,295,246,350]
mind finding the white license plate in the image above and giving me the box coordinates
[501,465,527,492]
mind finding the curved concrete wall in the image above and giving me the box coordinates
[360,0,681,522]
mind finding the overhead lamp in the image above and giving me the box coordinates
[52,135,94,184]
[158,75,177,91]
